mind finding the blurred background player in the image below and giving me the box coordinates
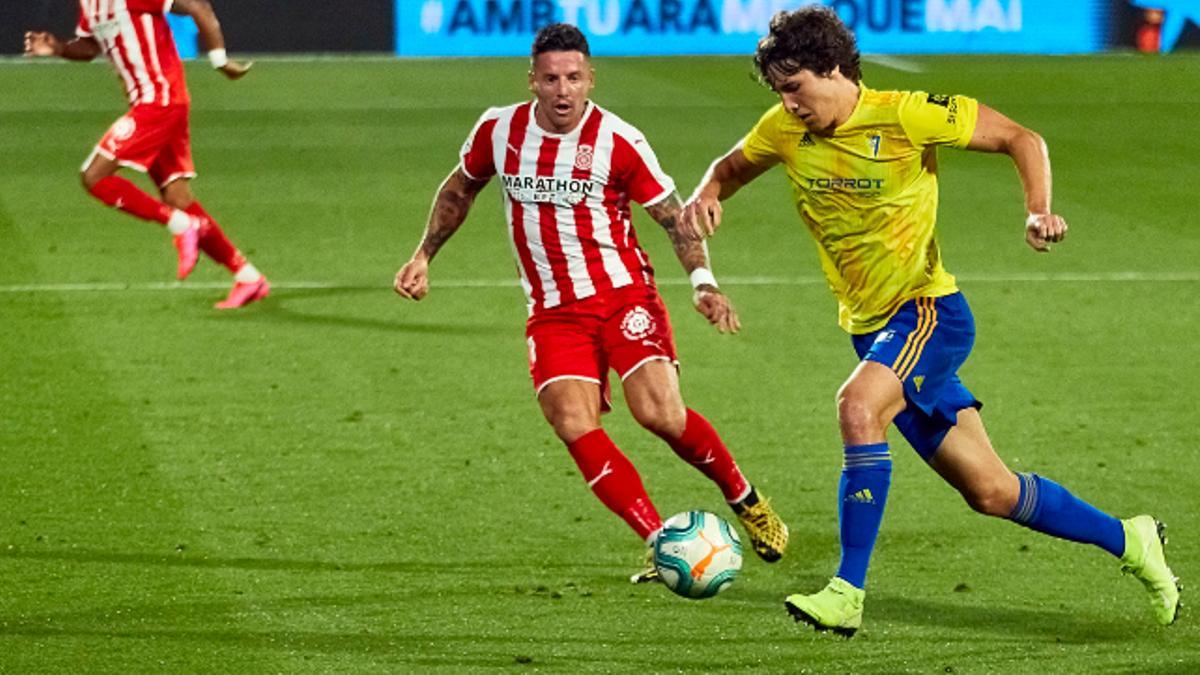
[24,0,268,309]
[394,23,788,581]
[681,7,1179,635]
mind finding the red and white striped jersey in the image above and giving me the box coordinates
[460,101,676,313]
[76,0,189,108]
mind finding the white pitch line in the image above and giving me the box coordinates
[0,272,1196,294]
[862,55,926,73]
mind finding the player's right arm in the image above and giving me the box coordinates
[394,167,490,301]
[171,0,252,80]
[681,143,774,240]
[23,31,101,61]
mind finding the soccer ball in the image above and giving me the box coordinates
[654,510,743,599]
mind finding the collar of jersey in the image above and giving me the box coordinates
[529,100,596,138]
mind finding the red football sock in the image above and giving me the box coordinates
[660,409,750,503]
[185,201,245,273]
[89,176,173,224]
[567,429,662,541]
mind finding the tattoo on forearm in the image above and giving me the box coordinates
[648,196,708,272]
[419,174,482,260]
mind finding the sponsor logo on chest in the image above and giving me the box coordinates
[501,174,599,207]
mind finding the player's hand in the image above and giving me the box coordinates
[1025,213,1068,253]
[693,286,740,334]
[394,257,429,301]
[24,32,61,58]
[680,195,722,241]
[218,60,253,80]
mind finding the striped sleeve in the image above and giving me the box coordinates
[75,7,93,38]
[126,0,172,13]
[611,130,675,207]
[459,108,500,181]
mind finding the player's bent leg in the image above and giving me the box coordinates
[785,362,900,632]
[541,379,664,580]
[931,409,1177,624]
[624,362,788,561]
[928,409,1019,517]
[830,361,903,588]
[82,157,201,279]
[933,409,1124,555]
[159,180,268,305]
[539,377,604,445]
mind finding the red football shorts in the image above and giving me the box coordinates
[525,283,679,408]
[86,104,195,188]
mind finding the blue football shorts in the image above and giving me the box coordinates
[851,292,982,461]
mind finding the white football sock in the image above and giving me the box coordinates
[234,263,262,284]
[166,210,194,235]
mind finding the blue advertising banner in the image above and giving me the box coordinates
[167,13,199,60]
[397,0,1108,57]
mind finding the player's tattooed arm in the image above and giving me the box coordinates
[395,167,489,301]
[23,32,100,61]
[647,192,741,334]
[647,192,709,274]
[418,168,490,261]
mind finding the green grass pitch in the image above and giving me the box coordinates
[1,52,1198,672]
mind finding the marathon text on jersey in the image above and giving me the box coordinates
[502,174,599,206]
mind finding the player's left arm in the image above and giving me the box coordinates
[23,32,101,61]
[646,193,740,334]
[965,104,1067,253]
[170,0,252,80]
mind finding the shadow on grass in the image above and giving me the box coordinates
[735,582,1139,642]
[201,285,508,336]
[873,593,1135,642]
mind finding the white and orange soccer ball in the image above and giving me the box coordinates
[654,510,743,599]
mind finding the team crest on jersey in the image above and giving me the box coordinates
[620,306,656,341]
[112,116,137,142]
[574,144,594,171]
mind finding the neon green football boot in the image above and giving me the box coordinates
[785,577,865,637]
[1120,515,1181,626]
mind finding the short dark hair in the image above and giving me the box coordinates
[753,7,861,85]
[532,23,590,59]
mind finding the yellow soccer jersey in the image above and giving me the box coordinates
[741,86,979,333]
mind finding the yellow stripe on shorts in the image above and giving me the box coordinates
[892,297,939,382]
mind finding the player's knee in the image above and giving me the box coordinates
[837,391,880,439]
[544,406,599,444]
[962,479,1019,517]
[80,171,100,192]
[631,398,686,439]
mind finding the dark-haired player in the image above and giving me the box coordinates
[24,0,268,308]
[394,23,787,580]
[682,6,1178,635]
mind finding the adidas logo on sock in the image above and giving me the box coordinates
[845,489,876,505]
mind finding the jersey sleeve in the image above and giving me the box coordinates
[612,130,676,207]
[459,108,499,181]
[740,104,785,167]
[75,8,93,37]
[125,0,174,14]
[897,91,980,149]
